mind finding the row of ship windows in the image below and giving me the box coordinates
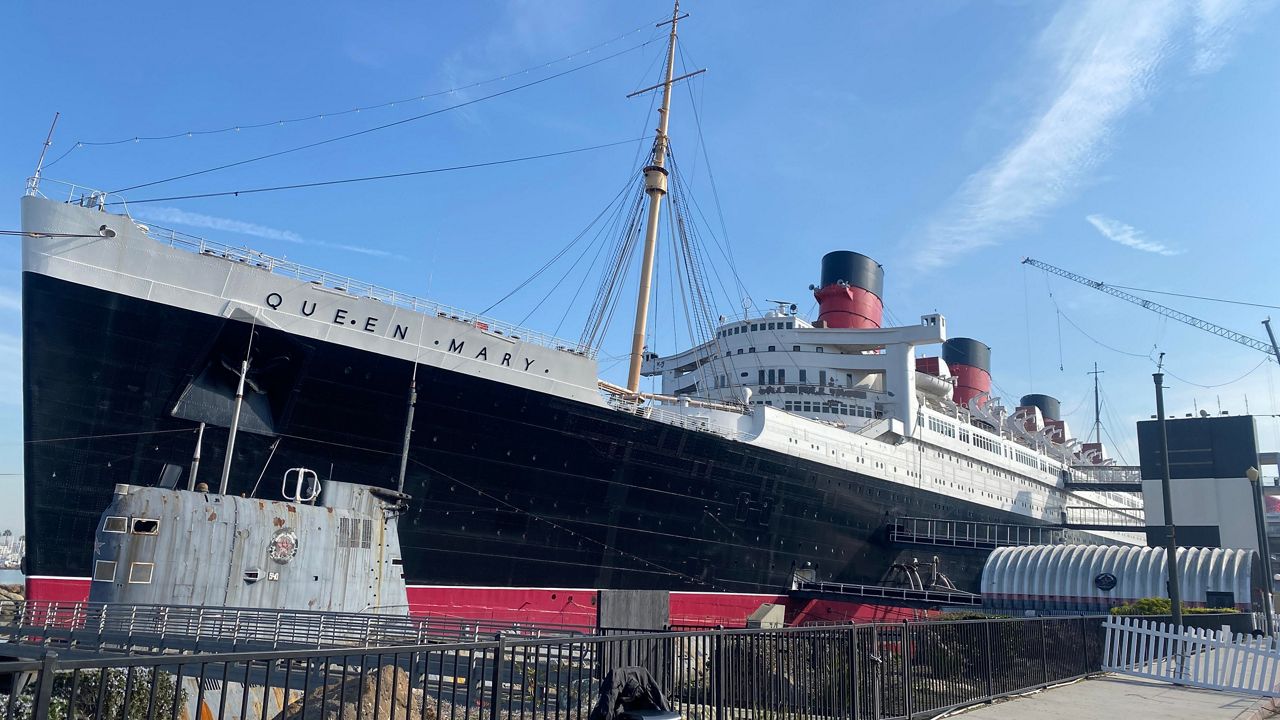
[925,416,1050,473]
[717,321,796,338]
[722,346,811,358]
[777,439,1065,516]
[784,401,874,417]
[785,437,1046,513]
[922,444,1065,510]
[716,368,850,387]
[103,516,159,535]
[93,559,153,584]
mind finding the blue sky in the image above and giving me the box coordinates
[1,1,1279,534]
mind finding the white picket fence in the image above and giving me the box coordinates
[1103,615,1280,697]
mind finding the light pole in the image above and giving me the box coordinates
[1154,371,1183,629]
[1247,466,1275,635]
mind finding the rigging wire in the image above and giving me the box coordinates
[0,230,114,239]
[1096,385,1131,465]
[36,414,722,590]
[24,427,196,445]
[110,39,660,195]
[480,173,638,317]
[108,137,646,205]
[1162,356,1271,390]
[1022,263,1035,388]
[43,18,666,170]
[505,30,665,333]
[553,181,641,338]
[406,456,722,590]
[578,187,648,350]
[676,43,741,291]
[522,179,641,330]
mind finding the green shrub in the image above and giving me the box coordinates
[1110,597,1239,616]
[932,611,1009,621]
[18,668,184,720]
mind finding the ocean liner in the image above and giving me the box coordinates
[18,7,1144,626]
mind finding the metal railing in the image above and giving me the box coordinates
[0,615,1107,720]
[1062,505,1146,530]
[793,579,983,607]
[25,177,595,358]
[604,396,753,442]
[0,601,586,655]
[890,516,1071,549]
[1064,465,1144,491]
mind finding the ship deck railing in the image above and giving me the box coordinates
[604,395,752,441]
[24,176,596,358]
[0,600,589,654]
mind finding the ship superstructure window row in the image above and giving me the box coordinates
[784,400,873,417]
[716,320,796,338]
[927,416,957,439]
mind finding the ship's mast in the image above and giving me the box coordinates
[29,113,59,195]
[1088,362,1104,444]
[625,2,682,393]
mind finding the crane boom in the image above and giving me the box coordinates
[1021,257,1276,356]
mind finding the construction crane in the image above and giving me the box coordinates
[1020,257,1280,366]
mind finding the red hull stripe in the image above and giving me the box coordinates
[27,578,932,627]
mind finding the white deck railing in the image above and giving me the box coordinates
[25,177,596,358]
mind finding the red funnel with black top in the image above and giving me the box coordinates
[943,338,991,407]
[813,251,884,329]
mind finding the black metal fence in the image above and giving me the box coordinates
[0,616,1105,719]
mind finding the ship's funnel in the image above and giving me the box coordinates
[1019,394,1060,422]
[943,338,991,408]
[813,251,884,329]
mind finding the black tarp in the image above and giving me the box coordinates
[588,666,675,720]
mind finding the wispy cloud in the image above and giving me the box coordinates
[911,0,1260,270]
[1086,214,1182,255]
[135,207,304,244]
[321,243,395,259]
[135,206,396,258]
[1191,0,1267,74]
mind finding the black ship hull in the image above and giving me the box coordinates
[23,271,1087,624]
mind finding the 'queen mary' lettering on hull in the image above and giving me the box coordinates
[263,291,543,373]
[444,338,536,371]
[264,292,411,341]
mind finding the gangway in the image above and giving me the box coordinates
[1060,506,1146,532]
[1063,465,1143,493]
[889,516,1072,550]
[791,579,982,607]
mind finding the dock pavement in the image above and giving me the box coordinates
[950,674,1278,719]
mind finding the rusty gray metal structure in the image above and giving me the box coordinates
[88,470,410,615]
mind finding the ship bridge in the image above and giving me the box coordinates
[641,312,946,437]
